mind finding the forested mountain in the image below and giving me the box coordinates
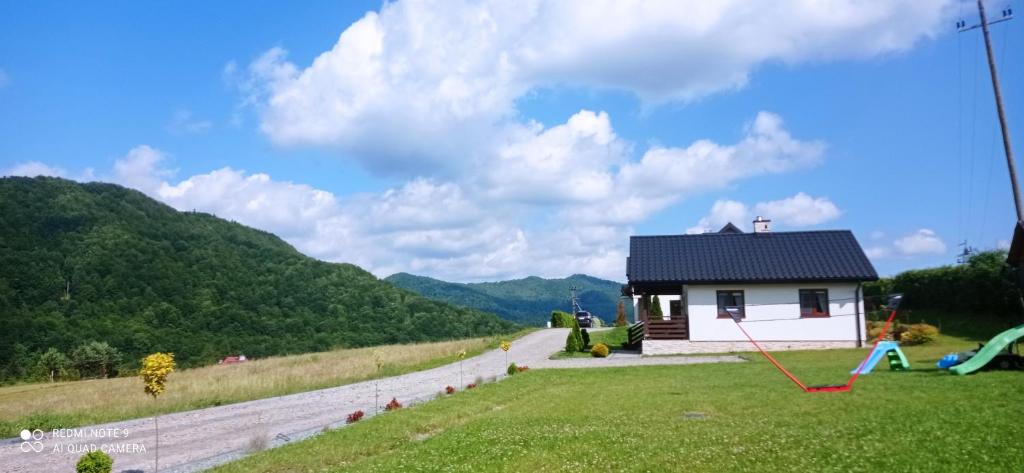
[385,272,630,325]
[0,177,517,382]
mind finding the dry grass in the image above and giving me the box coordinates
[0,337,502,437]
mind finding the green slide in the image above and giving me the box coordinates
[949,324,1024,376]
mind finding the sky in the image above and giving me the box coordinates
[1,0,1022,283]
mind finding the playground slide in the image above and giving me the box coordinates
[851,341,909,374]
[949,324,1024,376]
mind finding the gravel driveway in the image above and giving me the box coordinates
[0,329,742,472]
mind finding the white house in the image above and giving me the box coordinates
[624,218,878,355]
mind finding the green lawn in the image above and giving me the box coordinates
[212,333,1024,472]
[550,325,629,358]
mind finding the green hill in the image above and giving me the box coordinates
[0,177,518,382]
[384,272,631,325]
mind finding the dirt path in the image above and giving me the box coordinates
[0,329,742,472]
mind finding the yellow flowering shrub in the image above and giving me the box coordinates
[590,343,610,358]
[140,352,176,398]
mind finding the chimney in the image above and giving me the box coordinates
[753,216,771,233]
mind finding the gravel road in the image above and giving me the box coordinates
[0,329,742,472]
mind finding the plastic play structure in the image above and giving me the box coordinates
[849,341,909,374]
[939,324,1024,375]
[728,294,904,393]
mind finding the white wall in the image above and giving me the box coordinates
[687,283,866,342]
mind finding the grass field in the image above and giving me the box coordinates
[0,332,532,438]
[212,332,1024,472]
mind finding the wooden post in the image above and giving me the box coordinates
[978,0,1023,221]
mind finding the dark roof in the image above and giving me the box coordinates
[627,230,878,284]
[717,222,744,234]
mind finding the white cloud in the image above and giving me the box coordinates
[237,0,950,173]
[753,192,841,227]
[575,112,825,226]
[3,161,67,178]
[893,229,947,255]
[685,192,841,234]
[870,230,886,240]
[864,246,892,260]
[166,109,212,135]
[687,200,748,234]
[0,69,9,88]
[114,145,175,192]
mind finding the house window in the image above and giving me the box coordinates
[716,290,745,319]
[800,289,830,317]
[669,300,682,318]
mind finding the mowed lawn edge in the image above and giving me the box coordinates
[211,334,1024,472]
[0,329,535,438]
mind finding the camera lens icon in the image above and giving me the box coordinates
[19,429,44,453]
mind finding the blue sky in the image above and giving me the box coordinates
[1,1,1021,282]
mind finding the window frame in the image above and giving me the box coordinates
[716,290,745,319]
[799,288,830,318]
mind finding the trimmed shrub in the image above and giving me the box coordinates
[516,365,529,372]
[591,343,610,358]
[346,410,364,423]
[550,310,575,328]
[445,385,455,395]
[466,383,477,389]
[565,319,585,352]
[384,398,402,411]
[76,450,113,473]
[581,329,591,348]
[615,301,628,327]
[900,323,939,345]
[507,363,518,375]
[867,321,891,341]
[650,295,664,319]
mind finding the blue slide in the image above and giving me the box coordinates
[851,341,910,374]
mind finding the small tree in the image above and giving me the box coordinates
[615,301,627,327]
[565,328,582,352]
[36,347,70,382]
[650,295,664,320]
[72,341,122,379]
[141,352,175,473]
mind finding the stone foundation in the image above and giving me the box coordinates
[642,339,862,356]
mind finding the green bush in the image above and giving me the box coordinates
[507,363,518,375]
[565,328,582,352]
[900,323,939,345]
[581,329,590,348]
[550,310,575,328]
[76,450,113,473]
[591,343,610,358]
[863,250,1020,318]
[651,295,664,319]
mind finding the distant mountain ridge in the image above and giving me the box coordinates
[0,177,518,382]
[384,273,631,325]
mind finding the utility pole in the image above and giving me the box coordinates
[962,1,1021,221]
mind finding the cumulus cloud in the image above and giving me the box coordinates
[753,192,842,226]
[3,161,67,178]
[864,229,947,260]
[100,145,620,281]
[685,192,841,234]
[893,229,947,255]
[166,109,212,135]
[863,246,891,260]
[235,0,950,173]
